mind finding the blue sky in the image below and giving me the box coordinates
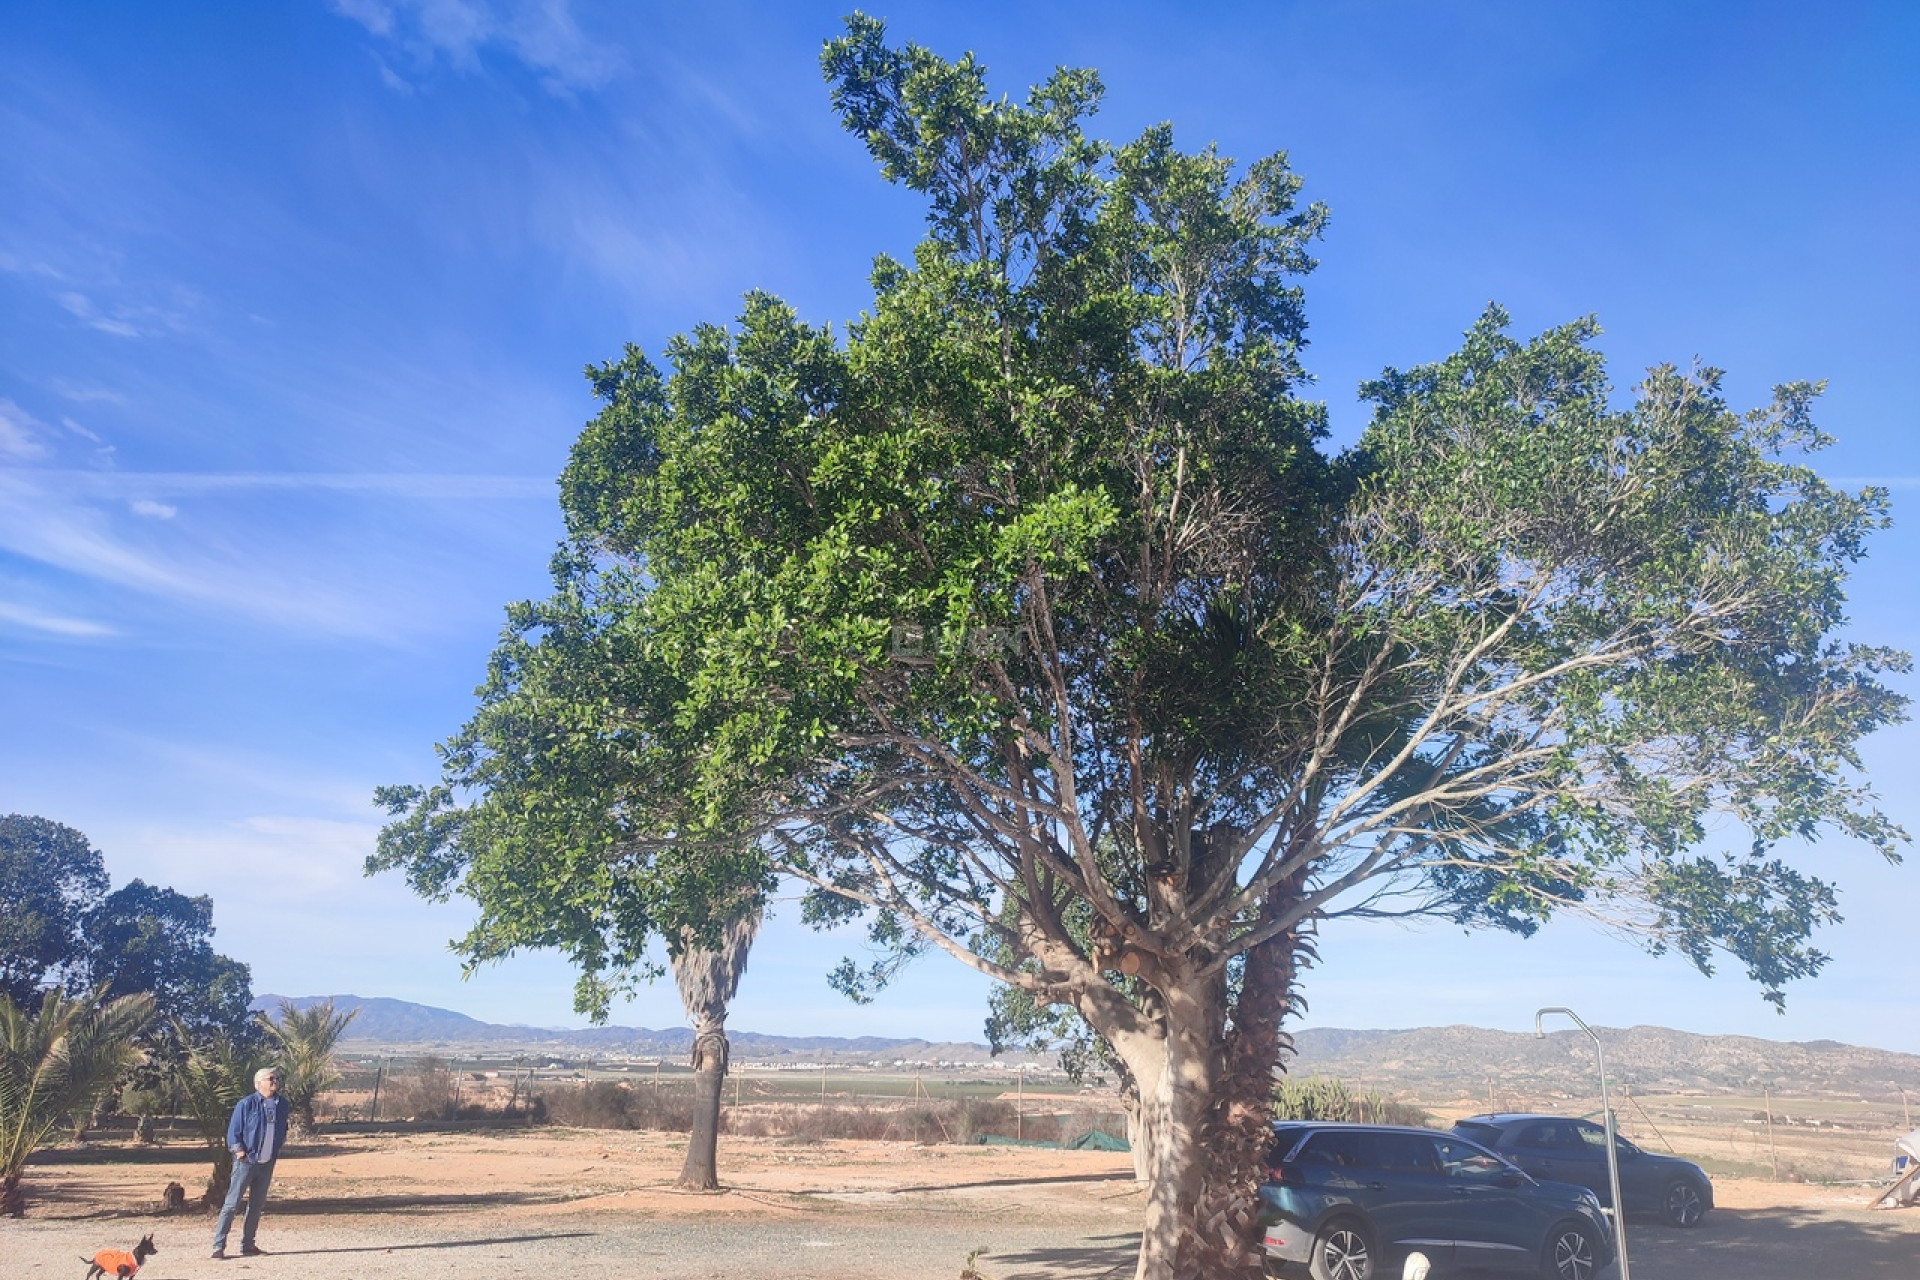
[4,1,1917,1052]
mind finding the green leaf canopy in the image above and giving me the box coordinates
[374,16,1905,1028]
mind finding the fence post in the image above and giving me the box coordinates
[1764,1086,1779,1180]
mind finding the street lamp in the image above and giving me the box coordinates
[1536,1006,1629,1280]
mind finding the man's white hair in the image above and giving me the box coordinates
[254,1067,282,1085]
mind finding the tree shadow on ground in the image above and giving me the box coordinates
[270,1191,579,1215]
[976,1233,1140,1280]
[264,1230,600,1256]
[1452,1205,1920,1280]
[14,1184,581,1222]
[26,1142,385,1165]
[877,1171,1137,1195]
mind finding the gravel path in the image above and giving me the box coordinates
[4,1208,1141,1280]
[10,1128,1919,1280]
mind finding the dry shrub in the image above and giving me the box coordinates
[380,1056,464,1122]
[728,1097,1022,1144]
[540,1080,696,1132]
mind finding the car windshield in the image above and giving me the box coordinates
[1435,1136,1526,1182]
[1574,1120,1639,1155]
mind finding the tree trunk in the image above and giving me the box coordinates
[677,1016,729,1190]
[1189,882,1315,1280]
[1096,881,1315,1280]
[1121,963,1227,1280]
[2,1171,25,1218]
[1124,1088,1152,1184]
[204,1145,235,1206]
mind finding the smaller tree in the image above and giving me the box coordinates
[0,987,154,1215]
[82,880,257,1113]
[83,880,255,1042]
[256,999,357,1136]
[175,1025,270,1205]
[670,897,762,1190]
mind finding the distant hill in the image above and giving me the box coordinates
[252,995,1920,1096]
[1285,1025,1920,1102]
[250,994,1005,1062]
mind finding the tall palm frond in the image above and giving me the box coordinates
[0,987,154,1215]
[176,1022,269,1204]
[255,998,357,1134]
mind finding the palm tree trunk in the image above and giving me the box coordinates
[204,1145,235,1206]
[677,1016,729,1190]
[1186,878,1315,1280]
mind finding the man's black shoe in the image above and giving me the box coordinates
[211,1249,227,1260]
[241,1245,268,1256]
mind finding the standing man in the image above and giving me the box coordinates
[212,1067,288,1260]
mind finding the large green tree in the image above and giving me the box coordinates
[0,816,109,1007]
[374,18,1906,1278]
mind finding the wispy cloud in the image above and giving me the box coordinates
[0,399,49,459]
[0,599,116,637]
[0,469,556,640]
[332,0,623,94]
[49,380,128,406]
[54,288,190,339]
[114,813,383,898]
[20,469,555,500]
[0,474,391,638]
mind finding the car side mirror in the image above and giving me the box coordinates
[1499,1169,1524,1188]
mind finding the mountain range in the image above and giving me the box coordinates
[254,994,1920,1099]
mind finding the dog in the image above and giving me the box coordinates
[81,1234,157,1279]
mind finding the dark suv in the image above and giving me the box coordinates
[1259,1122,1613,1280]
[1451,1113,1713,1227]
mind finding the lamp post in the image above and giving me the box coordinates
[1536,1006,1629,1280]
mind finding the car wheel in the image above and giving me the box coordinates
[1661,1177,1707,1227]
[1540,1219,1599,1280]
[1308,1216,1377,1280]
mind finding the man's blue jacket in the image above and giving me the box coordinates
[226,1091,289,1163]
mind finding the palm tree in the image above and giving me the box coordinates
[671,899,761,1190]
[0,987,154,1215]
[256,998,357,1136]
[175,1025,270,1204]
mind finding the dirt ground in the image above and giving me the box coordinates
[4,1126,1918,1280]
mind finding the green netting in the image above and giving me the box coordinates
[1066,1128,1130,1151]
